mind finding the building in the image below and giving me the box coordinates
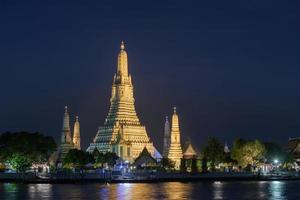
[57,106,81,163]
[182,140,199,172]
[73,116,81,150]
[183,140,197,160]
[134,147,158,169]
[163,116,171,157]
[287,137,300,163]
[167,107,183,169]
[87,42,155,162]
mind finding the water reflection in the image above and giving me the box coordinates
[161,182,193,199]
[269,181,286,200]
[0,180,297,199]
[1,183,18,200]
[99,182,193,200]
[28,184,52,199]
[213,181,223,199]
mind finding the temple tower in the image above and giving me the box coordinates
[87,41,155,162]
[224,142,230,153]
[61,106,72,143]
[58,106,74,161]
[163,116,171,157]
[167,107,183,169]
[73,116,81,150]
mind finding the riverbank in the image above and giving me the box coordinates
[1,172,300,183]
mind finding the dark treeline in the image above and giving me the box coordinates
[0,131,56,172]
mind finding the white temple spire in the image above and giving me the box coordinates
[61,106,72,144]
[163,116,171,157]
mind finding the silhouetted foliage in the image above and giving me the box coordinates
[180,159,187,172]
[202,137,225,169]
[160,157,175,170]
[63,149,92,169]
[191,158,198,173]
[0,132,57,170]
[104,152,119,167]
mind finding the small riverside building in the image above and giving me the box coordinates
[134,147,158,169]
[287,137,300,163]
[181,140,200,172]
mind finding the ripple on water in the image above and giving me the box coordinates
[0,181,300,200]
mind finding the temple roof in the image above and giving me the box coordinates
[134,147,157,166]
[183,143,197,157]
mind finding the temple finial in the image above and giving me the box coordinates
[165,116,169,121]
[64,105,68,112]
[76,115,79,121]
[120,41,125,50]
[173,107,177,113]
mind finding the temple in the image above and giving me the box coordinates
[167,107,183,169]
[87,41,155,162]
[73,116,81,150]
[163,116,171,157]
[58,106,81,162]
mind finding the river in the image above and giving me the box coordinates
[1,180,300,199]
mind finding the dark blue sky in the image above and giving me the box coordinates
[1,1,300,151]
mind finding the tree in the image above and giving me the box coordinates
[0,132,57,169]
[231,139,265,168]
[191,158,198,173]
[92,148,106,168]
[231,138,247,164]
[160,157,175,170]
[202,137,225,170]
[180,159,187,172]
[104,152,119,167]
[8,153,32,172]
[63,149,91,169]
[264,142,285,162]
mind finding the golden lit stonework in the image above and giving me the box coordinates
[167,107,183,169]
[73,116,81,150]
[87,42,155,162]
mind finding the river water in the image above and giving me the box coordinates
[0,181,300,199]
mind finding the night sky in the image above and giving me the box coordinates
[1,1,300,151]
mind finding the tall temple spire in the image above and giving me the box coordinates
[117,40,128,77]
[163,116,171,157]
[73,116,81,150]
[87,42,155,162]
[61,106,72,144]
[167,107,183,169]
[171,107,179,144]
[58,106,75,163]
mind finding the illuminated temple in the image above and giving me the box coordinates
[58,106,81,162]
[87,42,156,162]
[167,107,183,169]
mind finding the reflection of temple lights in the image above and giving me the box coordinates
[213,181,223,199]
[28,184,52,199]
[270,181,284,199]
[214,181,222,185]
[120,183,132,187]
